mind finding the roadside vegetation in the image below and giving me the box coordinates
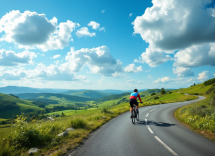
[175,78,215,141]
[0,88,199,155]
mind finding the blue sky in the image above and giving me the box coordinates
[0,0,215,90]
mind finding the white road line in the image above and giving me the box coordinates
[145,118,147,124]
[146,113,149,117]
[150,108,157,112]
[147,125,154,134]
[155,136,178,156]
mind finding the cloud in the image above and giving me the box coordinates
[134,47,172,67]
[102,10,105,13]
[124,63,143,73]
[129,13,133,17]
[76,27,96,38]
[197,71,214,80]
[127,79,144,84]
[51,54,61,59]
[147,75,151,78]
[133,0,215,67]
[0,49,37,66]
[174,43,215,67]
[63,46,123,76]
[112,72,125,78]
[88,21,105,31]
[173,67,194,77]
[0,10,79,51]
[154,77,172,83]
[0,67,27,80]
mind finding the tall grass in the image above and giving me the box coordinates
[175,93,215,139]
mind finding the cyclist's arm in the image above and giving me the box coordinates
[137,94,142,103]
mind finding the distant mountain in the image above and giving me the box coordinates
[0,86,69,94]
[69,90,110,99]
[15,93,94,102]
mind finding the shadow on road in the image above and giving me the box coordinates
[136,120,176,127]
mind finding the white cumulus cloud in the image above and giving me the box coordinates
[134,47,172,67]
[133,0,215,68]
[174,43,215,67]
[0,49,37,66]
[129,13,133,17]
[51,54,61,59]
[173,67,194,77]
[88,21,105,31]
[197,71,215,80]
[62,46,123,76]
[0,10,79,51]
[154,77,172,83]
[76,27,96,38]
[124,63,143,73]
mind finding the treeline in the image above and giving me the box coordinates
[28,98,59,107]
[9,94,19,98]
[45,105,80,112]
[204,78,215,86]
[0,100,20,111]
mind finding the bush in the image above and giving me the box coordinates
[8,115,52,148]
[151,93,156,96]
[161,88,166,95]
[168,92,172,94]
[70,118,88,129]
[206,86,215,94]
[154,97,159,100]
[99,106,110,113]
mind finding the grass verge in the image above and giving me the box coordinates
[175,94,215,141]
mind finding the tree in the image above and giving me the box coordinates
[194,83,195,86]
[161,88,166,95]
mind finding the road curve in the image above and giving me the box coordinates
[68,96,215,156]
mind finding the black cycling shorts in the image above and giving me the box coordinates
[129,99,138,108]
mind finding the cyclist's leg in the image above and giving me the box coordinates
[135,100,139,112]
[129,100,134,117]
[129,100,133,112]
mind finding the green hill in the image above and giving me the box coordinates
[0,93,44,119]
[70,90,111,99]
[16,93,93,102]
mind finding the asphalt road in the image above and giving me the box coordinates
[68,96,215,156]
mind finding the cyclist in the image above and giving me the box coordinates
[129,89,142,118]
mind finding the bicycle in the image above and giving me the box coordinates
[131,102,140,124]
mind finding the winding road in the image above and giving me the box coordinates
[68,96,215,156]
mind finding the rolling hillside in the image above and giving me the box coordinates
[15,93,94,102]
[0,93,44,119]
[70,90,110,98]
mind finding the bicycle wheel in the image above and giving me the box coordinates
[136,111,139,121]
[131,109,135,124]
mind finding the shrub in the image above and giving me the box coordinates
[206,86,215,94]
[70,118,88,129]
[99,106,110,113]
[151,93,156,96]
[8,115,52,148]
[190,107,206,117]
[168,92,172,94]
[161,88,165,95]
[154,97,159,100]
